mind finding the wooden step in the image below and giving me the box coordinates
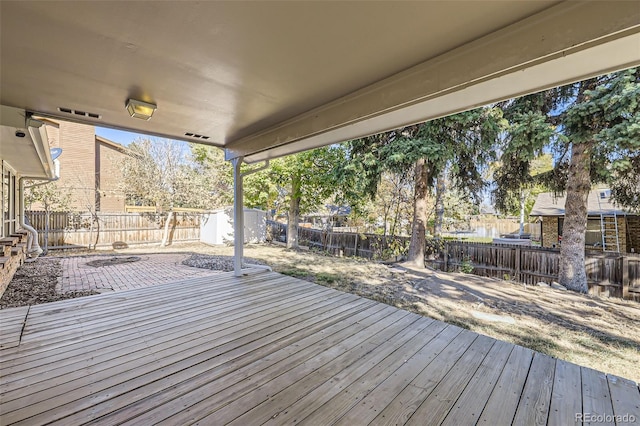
[11,246,25,256]
[0,236,19,246]
[10,233,27,243]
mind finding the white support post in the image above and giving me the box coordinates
[229,155,271,277]
[232,156,245,277]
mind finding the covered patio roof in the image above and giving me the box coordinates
[1,1,639,163]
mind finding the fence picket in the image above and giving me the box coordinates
[25,211,200,249]
[269,221,410,260]
[434,241,639,300]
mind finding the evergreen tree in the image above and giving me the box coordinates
[339,107,504,266]
[558,69,640,292]
[494,68,640,292]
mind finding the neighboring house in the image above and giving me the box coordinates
[299,205,351,229]
[0,106,56,291]
[31,120,131,212]
[531,189,640,254]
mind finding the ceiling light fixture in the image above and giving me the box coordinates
[126,99,157,120]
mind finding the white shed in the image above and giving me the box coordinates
[200,208,266,245]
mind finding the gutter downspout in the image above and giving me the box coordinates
[19,159,61,257]
[16,119,58,257]
[231,156,271,277]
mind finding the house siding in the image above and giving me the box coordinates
[30,121,129,212]
[541,215,634,253]
[47,121,96,211]
[96,141,126,212]
[617,216,627,254]
[628,216,640,254]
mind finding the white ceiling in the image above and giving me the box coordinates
[1,1,639,164]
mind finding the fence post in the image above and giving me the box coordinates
[515,247,521,281]
[622,256,629,299]
[443,241,448,272]
[354,233,358,257]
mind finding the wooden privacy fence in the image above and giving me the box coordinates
[26,211,201,249]
[268,221,410,260]
[431,241,640,300]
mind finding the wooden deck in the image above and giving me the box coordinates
[1,271,638,425]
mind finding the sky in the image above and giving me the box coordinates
[95,127,195,157]
[95,127,145,146]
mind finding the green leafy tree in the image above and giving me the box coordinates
[192,145,344,249]
[267,147,344,249]
[189,144,234,208]
[339,107,505,266]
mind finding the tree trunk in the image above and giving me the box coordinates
[434,171,445,237]
[93,213,100,250]
[391,196,401,238]
[519,191,526,237]
[43,209,50,255]
[407,158,429,267]
[161,211,174,247]
[87,211,94,250]
[286,175,301,249]
[559,140,593,293]
[382,203,390,239]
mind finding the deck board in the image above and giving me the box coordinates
[549,359,583,426]
[606,375,640,426]
[329,321,454,426]
[4,291,363,398]
[332,328,474,426]
[89,304,398,425]
[581,367,615,426]
[512,352,555,426]
[261,319,447,425]
[0,271,637,425]
[404,335,496,425]
[440,339,513,426]
[89,302,388,425]
[477,344,534,425]
[1,291,357,418]
[0,306,28,349]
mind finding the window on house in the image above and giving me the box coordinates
[558,218,563,243]
[1,168,6,237]
[585,218,603,247]
[2,163,17,237]
[559,217,604,247]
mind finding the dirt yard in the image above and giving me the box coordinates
[3,242,639,382]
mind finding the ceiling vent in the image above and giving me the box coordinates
[58,107,101,119]
[185,132,210,140]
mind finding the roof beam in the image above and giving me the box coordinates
[224,1,640,162]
